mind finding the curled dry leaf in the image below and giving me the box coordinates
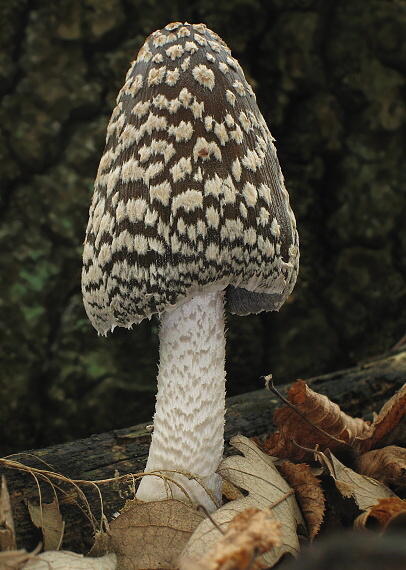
[354,497,406,530]
[0,476,16,551]
[278,462,325,541]
[100,499,204,570]
[24,551,117,569]
[357,384,406,453]
[181,435,305,569]
[181,507,281,570]
[27,497,65,551]
[318,449,395,512]
[263,380,373,462]
[355,446,406,487]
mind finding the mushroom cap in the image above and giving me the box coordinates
[82,22,299,335]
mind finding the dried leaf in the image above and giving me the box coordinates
[318,449,395,511]
[0,476,16,551]
[357,384,406,453]
[355,446,406,487]
[105,499,203,569]
[384,511,406,532]
[27,497,65,551]
[222,480,244,502]
[182,435,305,569]
[0,544,42,569]
[263,380,372,461]
[278,462,325,541]
[354,497,406,530]
[181,507,281,570]
[88,529,111,559]
[24,551,117,569]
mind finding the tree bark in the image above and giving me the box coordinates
[1,349,405,553]
[2,0,406,457]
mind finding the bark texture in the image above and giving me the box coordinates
[1,0,405,454]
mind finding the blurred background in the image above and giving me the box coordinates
[1,0,405,455]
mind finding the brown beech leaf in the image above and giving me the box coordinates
[0,476,16,551]
[105,499,204,569]
[278,462,325,541]
[181,507,281,570]
[318,449,395,511]
[182,436,305,569]
[354,497,406,530]
[357,384,406,453]
[263,379,372,461]
[27,497,65,551]
[355,446,406,487]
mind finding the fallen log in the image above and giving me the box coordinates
[1,349,405,553]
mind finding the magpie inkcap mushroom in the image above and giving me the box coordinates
[82,22,299,511]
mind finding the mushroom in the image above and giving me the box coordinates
[82,22,299,512]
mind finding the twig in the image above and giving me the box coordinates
[269,489,294,510]
[290,440,336,477]
[290,440,322,457]
[391,334,406,351]
[197,504,226,535]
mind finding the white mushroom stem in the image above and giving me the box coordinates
[136,290,226,512]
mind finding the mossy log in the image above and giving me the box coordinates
[1,349,405,554]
